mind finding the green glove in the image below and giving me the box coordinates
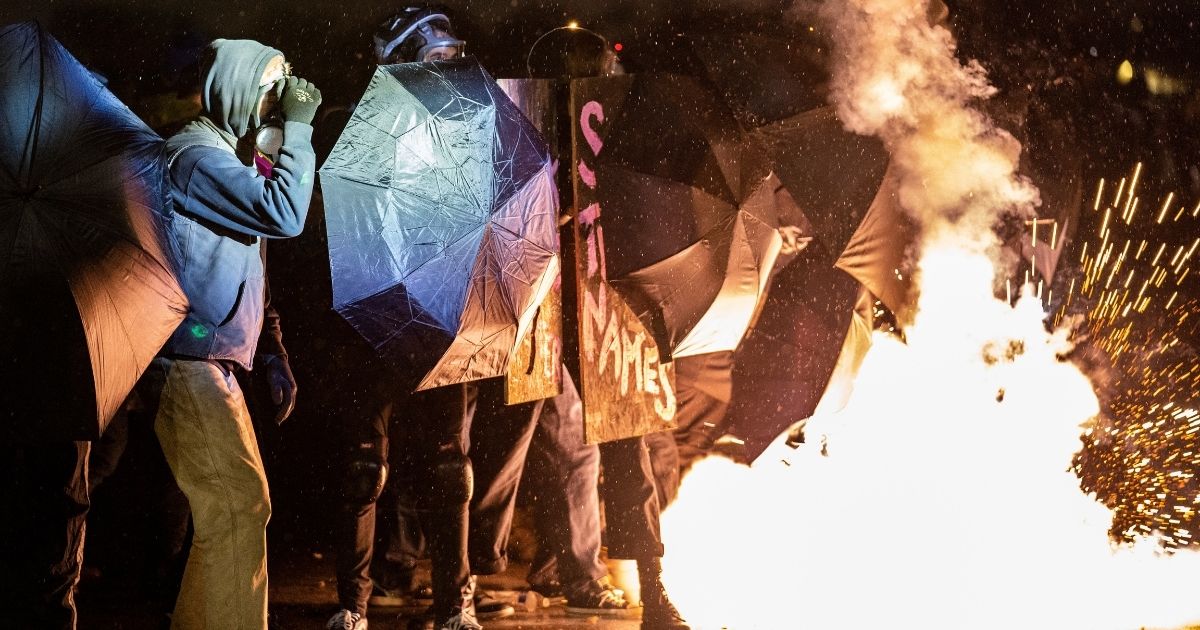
[278,76,322,125]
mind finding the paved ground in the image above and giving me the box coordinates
[73,551,1200,629]
[77,552,645,629]
[267,553,643,630]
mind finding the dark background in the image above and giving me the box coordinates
[3,1,1197,108]
[3,0,1198,198]
[4,0,1200,593]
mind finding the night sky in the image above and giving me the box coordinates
[5,1,1198,102]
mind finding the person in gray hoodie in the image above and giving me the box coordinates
[149,38,320,629]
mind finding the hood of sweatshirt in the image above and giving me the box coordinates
[166,38,282,157]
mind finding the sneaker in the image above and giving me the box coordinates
[368,581,408,608]
[437,606,482,630]
[565,579,633,617]
[326,609,368,630]
[473,590,515,620]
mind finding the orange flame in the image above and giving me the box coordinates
[661,240,1200,630]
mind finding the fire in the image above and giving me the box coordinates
[656,0,1200,624]
[660,238,1200,630]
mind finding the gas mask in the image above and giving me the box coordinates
[374,12,466,64]
[254,114,284,158]
[252,62,291,161]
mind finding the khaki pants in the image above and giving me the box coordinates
[152,358,271,630]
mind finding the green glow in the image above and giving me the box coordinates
[190,324,209,339]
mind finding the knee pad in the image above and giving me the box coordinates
[426,451,473,507]
[344,457,388,506]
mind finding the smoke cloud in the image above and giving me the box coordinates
[819,0,1039,259]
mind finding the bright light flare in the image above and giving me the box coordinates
[661,242,1200,630]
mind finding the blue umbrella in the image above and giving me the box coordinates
[0,22,187,440]
[321,58,558,391]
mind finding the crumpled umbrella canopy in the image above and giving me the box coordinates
[834,162,918,320]
[754,107,896,270]
[0,22,188,441]
[688,32,915,455]
[687,32,904,292]
[726,163,917,463]
[728,247,859,462]
[321,57,559,391]
[726,123,914,461]
[595,73,791,359]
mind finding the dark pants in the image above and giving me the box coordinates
[335,378,542,616]
[463,381,543,576]
[335,383,463,616]
[0,440,90,630]
[88,388,191,619]
[526,368,667,578]
[644,352,734,508]
[600,436,665,560]
[88,410,128,494]
[671,352,733,471]
[642,431,679,510]
[525,370,607,590]
[372,473,426,582]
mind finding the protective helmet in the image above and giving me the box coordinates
[373,5,466,64]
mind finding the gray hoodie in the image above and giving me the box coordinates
[160,38,316,369]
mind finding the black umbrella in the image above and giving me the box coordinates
[684,33,915,459]
[321,58,559,391]
[0,22,187,441]
[727,247,860,461]
[594,73,794,360]
[687,32,893,262]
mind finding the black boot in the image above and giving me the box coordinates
[638,558,690,630]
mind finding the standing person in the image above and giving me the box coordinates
[519,29,690,630]
[524,369,632,615]
[0,60,181,630]
[325,8,543,630]
[152,38,319,630]
[527,387,690,629]
[330,375,543,630]
[1,295,96,629]
[596,437,690,630]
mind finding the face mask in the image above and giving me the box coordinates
[255,118,284,158]
[253,66,290,161]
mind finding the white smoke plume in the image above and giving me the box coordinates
[819,0,1039,256]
